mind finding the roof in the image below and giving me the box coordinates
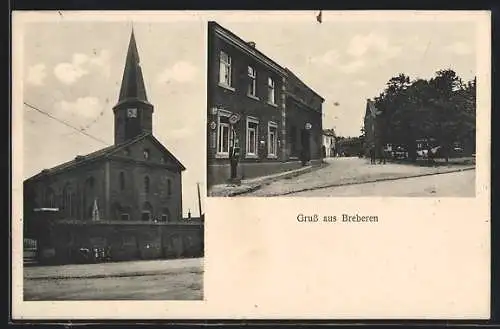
[25,133,186,183]
[209,21,287,77]
[284,68,324,101]
[117,29,150,105]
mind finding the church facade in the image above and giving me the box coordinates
[24,30,185,224]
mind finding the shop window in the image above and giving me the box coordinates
[217,111,231,156]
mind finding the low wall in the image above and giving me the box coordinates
[36,220,204,265]
[208,160,321,186]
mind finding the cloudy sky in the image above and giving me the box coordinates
[22,18,206,216]
[20,11,479,214]
[213,14,477,137]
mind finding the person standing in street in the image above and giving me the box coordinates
[369,146,375,164]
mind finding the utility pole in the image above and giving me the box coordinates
[197,182,203,218]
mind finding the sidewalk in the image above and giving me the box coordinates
[208,164,323,197]
[246,157,476,197]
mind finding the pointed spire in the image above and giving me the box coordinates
[118,29,149,103]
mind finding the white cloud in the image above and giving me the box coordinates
[445,41,473,55]
[54,53,89,84]
[309,49,340,66]
[55,97,103,119]
[346,32,402,60]
[26,63,47,86]
[53,49,111,84]
[338,59,366,74]
[157,61,198,84]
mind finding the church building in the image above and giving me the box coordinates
[23,30,186,224]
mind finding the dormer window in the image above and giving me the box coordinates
[127,108,137,118]
[143,149,150,160]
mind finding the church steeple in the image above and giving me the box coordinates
[113,29,154,145]
[118,28,149,103]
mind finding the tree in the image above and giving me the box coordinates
[370,70,476,162]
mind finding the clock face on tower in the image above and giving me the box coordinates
[127,108,138,118]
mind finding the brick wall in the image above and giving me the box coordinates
[24,160,106,221]
[207,28,285,164]
[24,137,183,224]
[37,220,204,264]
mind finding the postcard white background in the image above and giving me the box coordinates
[12,10,491,320]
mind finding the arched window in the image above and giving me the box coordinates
[119,172,125,190]
[84,176,96,220]
[144,176,150,194]
[45,187,55,208]
[161,208,171,222]
[62,183,74,218]
[142,202,153,222]
[143,149,150,160]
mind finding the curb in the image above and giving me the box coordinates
[250,166,476,197]
[223,163,328,197]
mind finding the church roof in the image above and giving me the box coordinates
[25,133,186,183]
[116,29,150,105]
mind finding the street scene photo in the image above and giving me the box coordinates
[206,13,477,197]
[20,17,205,300]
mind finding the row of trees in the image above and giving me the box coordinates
[367,69,476,161]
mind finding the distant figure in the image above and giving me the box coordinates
[321,145,326,158]
[378,147,386,164]
[369,147,376,164]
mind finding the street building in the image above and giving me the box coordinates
[322,129,337,157]
[23,30,203,265]
[207,21,324,187]
[363,98,383,157]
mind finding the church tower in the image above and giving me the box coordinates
[113,29,154,145]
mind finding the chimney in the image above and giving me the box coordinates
[247,41,256,48]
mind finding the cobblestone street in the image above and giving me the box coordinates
[291,169,475,197]
[244,157,475,197]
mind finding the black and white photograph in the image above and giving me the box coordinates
[207,14,478,197]
[12,10,490,321]
[18,16,205,301]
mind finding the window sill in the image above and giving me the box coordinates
[247,94,260,101]
[267,155,278,159]
[218,83,235,92]
[215,153,229,159]
[245,154,259,159]
[267,101,278,108]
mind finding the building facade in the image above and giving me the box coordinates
[363,98,381,156]
[207,22,324,186]
[23,30,205,264]
[24,30,186,224]
[322,129,336,157]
